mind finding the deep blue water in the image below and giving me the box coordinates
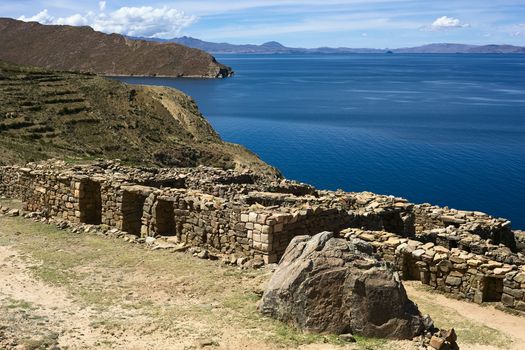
[116,54,525,229]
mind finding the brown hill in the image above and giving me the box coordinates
[0,60,277,177]
[0,18,233,78]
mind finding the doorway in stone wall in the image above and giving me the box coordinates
[121,191,147,235]
[482,277,503,302]
[155,199,175,236]
[79,180,102,225]
[401,254,420,281]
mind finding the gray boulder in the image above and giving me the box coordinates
[260,231,429,339]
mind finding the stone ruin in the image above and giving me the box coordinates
[1,159,524,315]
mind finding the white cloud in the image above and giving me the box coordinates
[93,7,197,38]
[55,13,92,26]
[18,6,197,39]
[425,16,469,31]
[18,9,54,24]
[509,23,525,37]
[99,1,106,12]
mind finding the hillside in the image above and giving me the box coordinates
[0,18,233,78]
[138,36,525,54]
[0,60,278,176]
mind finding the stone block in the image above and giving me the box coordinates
[467,259,481,267]
[503,287,523,300]
[412,249,426,258]
[515,301,525,312]
[261,233,273,244]
[257,214,268,224]
[450,255,465,264]
[429,335,446,350]
[248,212,258,222]
[514,272,525,283]
[261,225,273,234]
[445,276,462,286]
[494,266,513,276]
[434,253,448,262]
[263,254,278,264]
[501,293,515,307]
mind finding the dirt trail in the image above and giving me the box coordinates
[0,243,351,350]
[0,245,108,348]
[405,282,525,350]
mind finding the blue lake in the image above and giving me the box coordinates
[116,54,525,229]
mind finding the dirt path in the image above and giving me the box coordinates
[0,245,185,350]
[0,245,111,349]
[0,240,355,350]
[405,282,525,350]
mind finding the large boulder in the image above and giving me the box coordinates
[260,231,430,339]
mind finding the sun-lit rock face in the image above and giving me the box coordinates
[260,231,431,339]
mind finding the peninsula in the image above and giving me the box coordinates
[0,18,233,78]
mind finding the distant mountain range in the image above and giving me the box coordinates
[131,36,525,54]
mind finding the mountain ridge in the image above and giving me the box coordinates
[134,36,525,54]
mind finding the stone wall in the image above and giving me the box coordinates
[412,204,515,249]
[342,228,525,312]
[1,160,523,311]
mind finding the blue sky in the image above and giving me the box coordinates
[3,0,525,48]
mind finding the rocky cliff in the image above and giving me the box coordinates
[0,18,233,78]
[0,60,276,176]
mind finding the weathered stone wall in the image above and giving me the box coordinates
[342,228,525,312]
[0,166,31,199]
[412,204,515,249]
[140,188,258,258]
[1,160,523,310]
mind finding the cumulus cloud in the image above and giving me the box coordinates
[55,13,92,26]
[18,9,54,24]
[421,16,469,31]
[93,7,197,38]
[18,6,197,39]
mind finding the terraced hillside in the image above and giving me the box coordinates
[0,60,278,176]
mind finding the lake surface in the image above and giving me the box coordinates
[116,54,525,229]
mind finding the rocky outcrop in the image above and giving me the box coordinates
[259,232,430,339]
[0,18,233,78]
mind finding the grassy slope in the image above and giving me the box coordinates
[0,60,278,176]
